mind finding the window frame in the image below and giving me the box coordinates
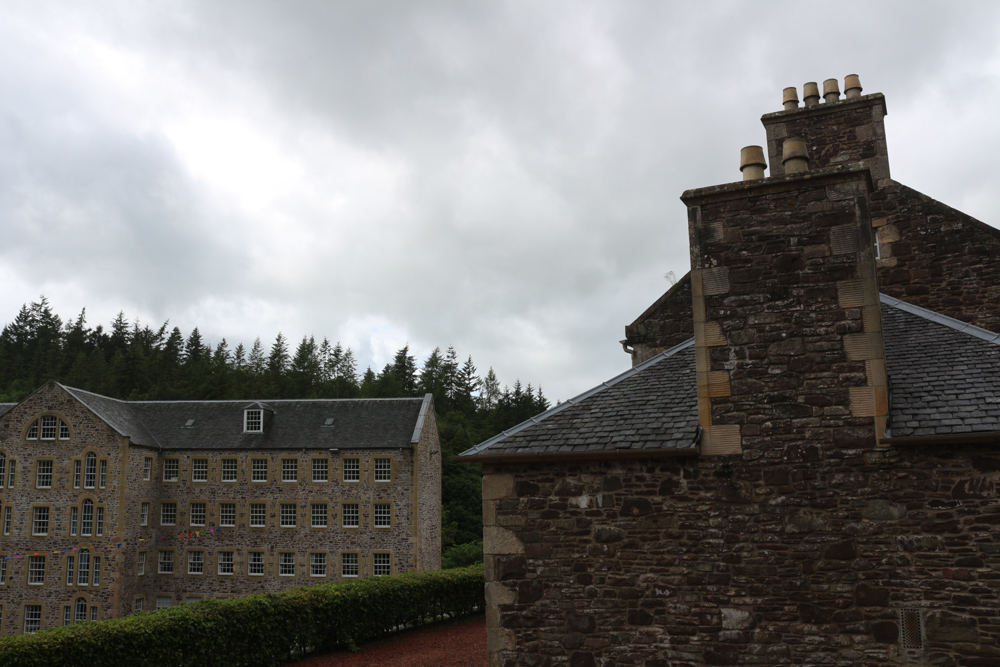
[249,502,267,528]
[189,502,207,527]
[309,551,328,578]
[277,552,295,577]
[162,458,179,483]
[281,458,299,483]
[342,457,361,483]
[27,555,46,585]
[191,458,209,483]
[372,502,392,529]
[373,551,392,576]
[219,502,236,528]
[310,457,329,483]
[340,551,359,578]
[187,550,204,576]
[158,550,175,575]
[34,459,54,489]
[217,551,235,575]
[160,502,177,527]
[137,551,146,576]
[247,551,266,576]
[341,502,360,529]
[250,458,268,483]
[310,503,328,529]
[244,409,263,433]
[373,457,393,483]
[221,458,238,482]
[142,457,152,481]
[279,503,297,528]
[32,505,50,536]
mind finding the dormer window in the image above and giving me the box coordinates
[245,409,263,433]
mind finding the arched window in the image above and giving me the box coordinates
[81,500,94,536]
[75,598,87,622]
[84,453,97,489]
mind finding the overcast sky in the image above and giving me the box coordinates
[2,1,999,402]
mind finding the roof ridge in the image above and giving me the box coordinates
[459,338,695,457]
[880,294,1000,344]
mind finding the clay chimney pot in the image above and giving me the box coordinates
[823,78,841,103]
[782,137,810,173]
[782,87,799,111]
[803,82,820,108]
[740,146,767,181]
[844,74,863,100]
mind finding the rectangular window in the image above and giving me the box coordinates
[310,552,327,577]
[74,460,81,488]
[143,457,152,481]
[3,506,11,534]
[84,455,96,488]
[78,552,90,585]
[32,506,49,535]
[0,557,5,583]
[90,606,97,621]
[374,504,391,528]
[59,421,70,439]
[374,458,391,482]
[221,459,237,482]
[342,503,359,528]
[134,597,144,612]
[190,503,206,527]
[192,459,208,482]
[64,606,71,626]
[158,551,174,574]
[96,507,104,536]
[24,605,42,633]
[0,455,5,487]
[35,460,53,488]
[28,555,45,584]
[373,553,391,576]
[311,504,327,528]
[140,502,149,526]
[249,503,266,527]
[137,552,145,576]
[8,460,14,488]
[218,551,234,575]
[245,409,262,432]
[76,600,87,623]
[281,459,298,482]
[312,458,328,482]
[161,503,177,526]
[248,552,265,576]
[99,460,107,488]
[81,502,93,536]
[187,551,203,575]
[251,459,268,482]
[341,552,359,577]
[220,503,236,527]
[67,556,75,585]
[280,503,297,528]
[343,458,360,482]
[156,596,172,610]
[40,415,57,440]
[93,556,101,586]
[278,552,295,577]
[70,507,78,536]
[163,459,179,482]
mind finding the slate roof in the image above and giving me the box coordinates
[61,385,430,451]
[461,296,1000,457]
[0,403,15,418]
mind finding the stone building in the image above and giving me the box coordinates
[458,76,1000,666]
[0,382,441,634]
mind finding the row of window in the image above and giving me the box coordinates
[141,500,393,529]
[0,553,102,587]
[0,501,108,537]
[149,456,391,484]
[0,453,108,490]
[139,549,391,579]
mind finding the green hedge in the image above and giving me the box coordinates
[0,566,485,667]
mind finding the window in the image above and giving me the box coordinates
[28,555,45,584]
[341,553,359,577]
[192,459,208,482]
[137,552,145,576]
[143,457,152,481]
[190,503,206,527]
[249,503,266,527]
[0,557,5,583]
[35,460,53,488]
[221,459,237,482]
[99,460,107,488]
[374,504,391,528]
[281,459,298,483]
[280,503,297,528]
[311,504,327,528]
[310,552,327,577]
[26,421,39,439]
[156,596,172,610]
[73,460,81,488]
[134,597,144,612]
[81,500,94,536]
[40,415,57,440]
[251,459,267,482]
[140,502,149,526]
[90,606,97,622]
[278,552,295,576]
[60,421,70,439]
[24,605,42,633]
[158,551,174,574]
[66,556,75,584]
[163,458,179,482]
[245,409,263,433]
[32,506,49,535]
[78,552,90,585]
[220,503,236,527]
[312,458,328,482]
[374,458,391,482]
[342,503,359,528]
[84,453,97,488]
[0,452,5,487]
[63,606,71,626]
[343,458,360,482]
[75,598,86,622]
[188,551,203,575]
[3,506,11,535]
[93,556,101,586]
[248,552,265,576]
[96,507,104,536]
[7,459,14,488]
[161,503,177,526]
[218,551,234,575]
[373,553,391,576]
[70,507,78,536]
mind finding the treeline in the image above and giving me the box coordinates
[0,298,551,556]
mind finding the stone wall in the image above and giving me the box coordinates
[624,275,694,366]
[482,446,1000,667]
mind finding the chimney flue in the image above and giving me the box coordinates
[740,146,767,181]
[782,137,809,174]
[782,87,799,111]
[803,82,820,108]
[823,78,840,103]
[844,74,862,100]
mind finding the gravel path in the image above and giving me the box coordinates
[286,616,487,667]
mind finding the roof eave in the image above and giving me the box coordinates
[454,446,700,465]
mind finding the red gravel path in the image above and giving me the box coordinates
[286,616,487,667]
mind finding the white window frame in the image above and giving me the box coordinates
[244,409,263,433]
[32,506,49,536]
[374,503,391,528]
[163,459,179,482]
[35,460,53,488]
[143,457,152,481]
[281,459,298,483]
[251,459,268,482]
[220,503,236,527]
[140,502,150,526]
[187,551,204,575]
[341,552,359,578]
[160,502,177,527]
[342,503,359,528]
[374,458,391,482]
[40,416,57,440]
[192,459,208,482]
[248,552,265,576]
[218,551,234,575]
[221,459,238,482]
[137,552,146,576]
[280,503,297,528]
[28,555,45,585]
[189,503,206,527]
[311,504,327,528]
[249,503,266,527]
[24,605,42,633]
[311,458,328,482]
[158,551,174,574]
[310,552,327,577]
[278,552,295,577]
[373,552,391,576]
[342,458,360,482]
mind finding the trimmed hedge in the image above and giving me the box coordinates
[0,566,484,667]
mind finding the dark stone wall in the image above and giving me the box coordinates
[624,275,694,365]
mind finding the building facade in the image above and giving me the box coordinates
[0,382,441,635]
[460,77,1000,666]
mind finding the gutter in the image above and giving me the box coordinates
[881,431,1000,447]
